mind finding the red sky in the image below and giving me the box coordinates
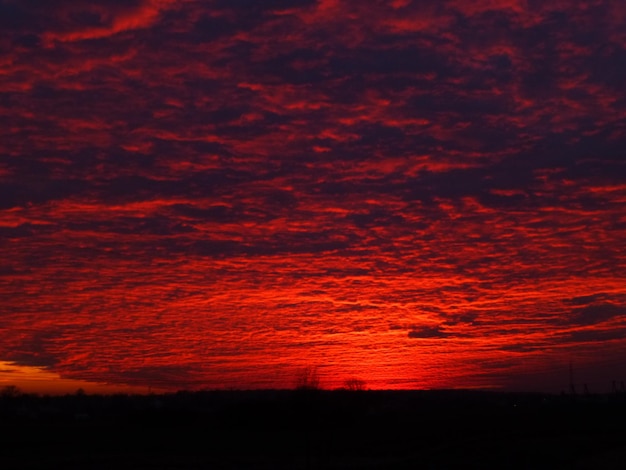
[1,0,625,394]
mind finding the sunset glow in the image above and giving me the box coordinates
[1,0,625,394]
[0,361,149,395]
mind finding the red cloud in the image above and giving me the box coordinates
[42,0,178,44]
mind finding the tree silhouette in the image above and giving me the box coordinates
[344,378,366,391]
[1,385,21,398]
[295,366,320,390]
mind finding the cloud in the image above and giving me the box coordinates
[566,328,626,344]
[568,303,626,326]
[0,0,625,392]
[408,326,450,339]
[563,293,611,306]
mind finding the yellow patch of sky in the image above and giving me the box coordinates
[0,361,153,395]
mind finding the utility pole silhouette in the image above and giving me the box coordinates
[611,380,625,394]
[569,360,576,395]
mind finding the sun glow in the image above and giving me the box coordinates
[0,361,150,395]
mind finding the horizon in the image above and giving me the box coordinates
[1,0,625,395]
[0,360,620,397]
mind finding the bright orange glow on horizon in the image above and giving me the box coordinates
[0,362,151,395]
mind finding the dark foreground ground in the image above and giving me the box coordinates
[1,389,626,469]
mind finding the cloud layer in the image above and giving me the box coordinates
[1,0,625,392]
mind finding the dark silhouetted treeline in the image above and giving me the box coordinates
[1,388,626,469]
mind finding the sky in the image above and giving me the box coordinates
[1,0,625,394]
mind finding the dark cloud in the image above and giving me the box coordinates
[569,303,626,327]
[4,330,61,368]
[0,0,143,33]
[408,326,450,339]
[566,328,626,344]
[0,179,88,209]
[444,313,478,326]
[215,0,316,11]
[564,294,611,306]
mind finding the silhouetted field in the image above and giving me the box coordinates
[1,389,626,469]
